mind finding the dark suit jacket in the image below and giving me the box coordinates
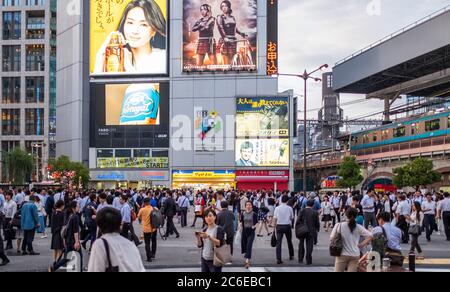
[163,197,177,218]
[296,207,319,237]
[217,210,235,240]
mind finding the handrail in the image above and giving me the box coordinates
[335,5,450,66]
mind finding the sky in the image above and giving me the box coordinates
[278,0,449,120]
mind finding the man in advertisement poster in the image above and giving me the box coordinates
[236,142,257,167]
[192,4,216,67]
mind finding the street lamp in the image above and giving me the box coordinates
[275,64,329,194]
[32,142,46,183]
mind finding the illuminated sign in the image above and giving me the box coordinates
[267,0,278,75]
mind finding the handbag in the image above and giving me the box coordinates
[213,244,232,267]
[270,232,277,248]
[408,224,420,235]
[234,229,242,246]
[329,223,343,257]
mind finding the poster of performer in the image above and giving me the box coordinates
[183,0,257,72]
[90,0,168,76]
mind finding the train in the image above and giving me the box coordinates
[349,110,450,155]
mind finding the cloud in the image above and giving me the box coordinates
[278,0,449,119]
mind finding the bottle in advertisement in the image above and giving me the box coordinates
[119,84,160,125]
[104,32,125,73]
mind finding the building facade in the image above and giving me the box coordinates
[56,0,294,191]
[0,0,56,182]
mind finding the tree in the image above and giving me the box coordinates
[49,156,90,187]
[4,148,34,184]
[393,158,441,190]
[336,156,364,190]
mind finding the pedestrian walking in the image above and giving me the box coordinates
[421,193,437,242]
[273,195,295,264]
[407,201,424,259]
[361,189,377,229]
[138,197,157,262]
[217,201,235,255]
[162,192,180,239]
[50,200,65,268]
[296,200,319,265]
[20,196,40,256]
[240,201,258,269]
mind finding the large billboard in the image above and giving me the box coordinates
[183,0,257,72]
[90,82,170,148]
[90,0,168,76]
[235,139,289,167]
[236,97,289,137]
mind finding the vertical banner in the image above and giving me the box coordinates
[266,0,278,75]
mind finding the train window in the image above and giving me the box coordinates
[363,135,369,143]
[381,130,389,140]
[425,119,440,132]
[393,126,406,138]
[411,123,419,135]
[373,135,377,142]
[448,116,450,128]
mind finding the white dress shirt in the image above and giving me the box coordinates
[3,200,17,219]
[440,198,450,212]
[273,203,294,225]
[421,200,436,215]
[88,233,145,272]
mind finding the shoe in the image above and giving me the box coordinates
[244,262,251,269]
[176,235,180,239]
[28,251,40,256]
[190,225,195,228]
[81,242,87,250]
[21,251,29,256]
[267,232,273,236]
[48,266,55,272]
[41,235,47,239]
[298,260,303,264]
[277,260,283,265]
[417,253,425,260]
[136,241,143,247]
[257,234,263,237]
[289,256,294,261]
[151,254,156,259]
[0,259,9,266]
[147,258,152,263]
[306,262,312,266]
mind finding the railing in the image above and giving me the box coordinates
[335,5,450,66]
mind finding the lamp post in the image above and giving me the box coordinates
[276,64,329,193]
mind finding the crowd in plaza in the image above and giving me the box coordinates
[0,186,449,272]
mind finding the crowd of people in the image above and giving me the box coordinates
[0,186,449,272]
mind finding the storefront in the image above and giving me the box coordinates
[236,170,289,192]
[172,170,236,190]
[90,170,170,190]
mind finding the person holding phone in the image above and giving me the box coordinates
[196,209,225,273]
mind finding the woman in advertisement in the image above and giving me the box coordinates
[192,4,216,67]
[94,0,167,74]
[216,0,248,66]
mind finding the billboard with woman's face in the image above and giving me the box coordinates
[183,0,257,72]
[90,0,168,76]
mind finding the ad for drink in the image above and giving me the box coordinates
[183,0,257,72]
[90,0,168,76]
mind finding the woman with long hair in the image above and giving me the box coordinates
[196,209,225,273]
[216,0,247,65]
[256,192,271,237]
[240,201,258,269]
[407,201,425,259]
[331,208,373,272]
[94,0,167,74]
[192,3,216,66]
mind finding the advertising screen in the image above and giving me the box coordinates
[90,82,169,148]
[106,83,161,126]
[183,0,257,72]
[97,157,169,169]
[90,0,168,76]
[235,139,289,167]
[236,97,289,137]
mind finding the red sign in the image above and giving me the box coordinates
[236,170,289,177]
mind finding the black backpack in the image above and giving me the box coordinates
[150,209,165,229]
[372,227,388,260]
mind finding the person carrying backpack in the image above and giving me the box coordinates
[137,198,158,262]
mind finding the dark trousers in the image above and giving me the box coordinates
[82,223,97,248]
[201,257,222,273]
[121,223,140,245]
[298,233,314,264]
[180,207,188,227]
[410,234,422,254]
[276,225,294,261]
[443,212,450,240]
[0,229,9,262]
[21,229,35,252]
[192,215,205,228]
[4,219,14,249]
[165,216,179,237]
[144,232,157,260]
[241,228,255,259]
[397,215,409,243]
[423,214,436,240]
[363,212,377,229]
[332,208,341,226]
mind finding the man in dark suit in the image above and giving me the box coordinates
[216,201,235,255]
[295,199,319,265]
[162,191,179,239]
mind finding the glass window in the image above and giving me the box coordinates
[2,45,21,71]
[425,119,440,132]
[447,116,450,129]
[26,44,45,71]
[411,123,419,135]
[2,109,20,135]
[2,77,21,104]
[97,149,114,158]
[133,149,150,158]
[3,11,21,40]
[26,77,44,103]
[115,149,131,158]
[152,150,169,158]
[393,126,406,138]
[25,108,44,135]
